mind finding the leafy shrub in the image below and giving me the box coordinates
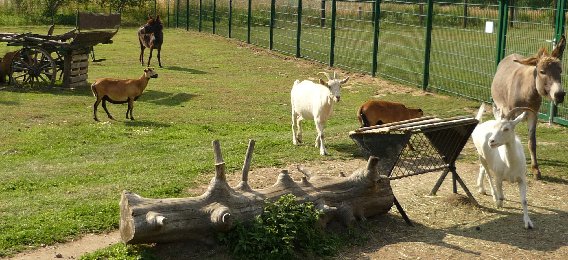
[219,194,340,260]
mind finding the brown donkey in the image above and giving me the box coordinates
[138,15,163,68]
[491,35,566,180]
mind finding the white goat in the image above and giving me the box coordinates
[472,104,534,229]
[91,68,158,121]
[290,72,349,155]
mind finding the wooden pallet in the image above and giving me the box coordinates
[63,48,89,88]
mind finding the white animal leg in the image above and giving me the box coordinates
[291,111,300,145]
[315,120,327,155]
[477,164,487,195]
[518,178,534,229]
[494,175,504,208]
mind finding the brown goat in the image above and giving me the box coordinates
[357,100,424,127]
[91,68,158,121]
[0,51,18,84]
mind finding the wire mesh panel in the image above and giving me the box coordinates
[334,0,375,73]
[377,0,426,88]
[273,0,299,55]
[186,0,200,31]
[349,116,478,179]
[300,0,331,62]
[231,0,250,41]
[216,0,231,37]
[201,0,215,33]
[428,1,498,102]
[250,0,272,48]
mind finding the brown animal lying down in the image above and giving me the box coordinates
[0,51,19,84]
[357,100,424,127]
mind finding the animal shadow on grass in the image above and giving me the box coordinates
[163,66,207,74]
[123,120,171,128]
[329,141,369,158]
[0,82,93,96]
[142,90,196,106]
[536,158,568,184]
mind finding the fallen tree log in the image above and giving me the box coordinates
[119,140,394,244]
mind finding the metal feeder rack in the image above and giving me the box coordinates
[349,116,479,225]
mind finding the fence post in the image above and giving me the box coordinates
[372,0,381,76]
[199,0,203,32]
[550,0,567,124]
[495,0,509,67]
[229,0,233,38]
[270,0,275,50]
[422,0,433,90]
[463,0,468,28]
[329,0,336,66]
[167,0,170,27]
[296,0,303,58]
[213,0,217,34]
[247,0,252,43]
[186,0,189,31]
[176,0,180,28]
[321,0,326,27]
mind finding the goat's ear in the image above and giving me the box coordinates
[492,104,502,120]
[319,79,328,86]
[552,35,566,59]
[340,76,350,84]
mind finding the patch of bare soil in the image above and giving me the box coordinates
[9,154,568,259]
[8,232,120,260]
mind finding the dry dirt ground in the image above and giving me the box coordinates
[10,156,568,259]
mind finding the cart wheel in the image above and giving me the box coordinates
[10,47,56,87]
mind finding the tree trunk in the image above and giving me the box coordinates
[119,140,394,244]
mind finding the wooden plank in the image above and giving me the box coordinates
[69,74,88,83]
[71,54,89,62]
[77,12,121,30]
[69,69,88,77]
[70,61,89,69]
[68,81,88,88]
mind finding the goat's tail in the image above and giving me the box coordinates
[293,79,300,86]
[475,103,485,122]
[358,106,371,127]
[90,82,98,98]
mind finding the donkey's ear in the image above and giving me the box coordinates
[514,56,539,66]
[551,35,566,59]
[156,15,161,22]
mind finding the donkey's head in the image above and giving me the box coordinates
[141,15,163,34]
[318,72,349,102]
[515,35,566,105]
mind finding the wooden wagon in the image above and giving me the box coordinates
[0,12,120,88]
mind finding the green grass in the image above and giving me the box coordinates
[1,24,568,258]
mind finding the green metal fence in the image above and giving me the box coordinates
[169,0,568,126]
[1,0,566,125]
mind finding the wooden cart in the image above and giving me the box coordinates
[0,12,120,88]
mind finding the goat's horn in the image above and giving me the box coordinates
[505,107,536,119]
[318,72,332,81]
[333,71,337,79]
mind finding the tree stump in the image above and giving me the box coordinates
[119,140,394,244]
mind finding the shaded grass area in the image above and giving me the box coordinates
[1,26,567,258]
